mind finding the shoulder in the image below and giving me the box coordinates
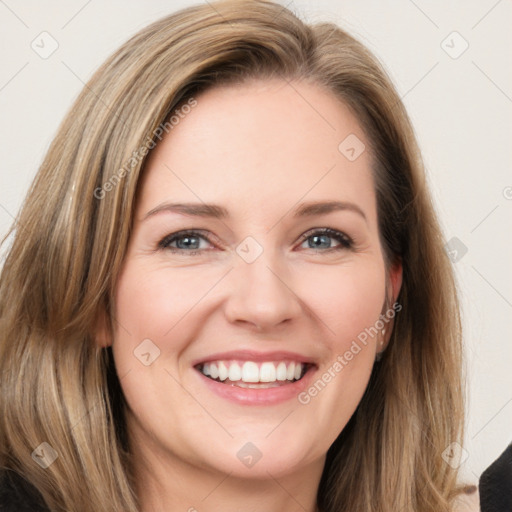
[479,443,512,512]
[0,470,49,512]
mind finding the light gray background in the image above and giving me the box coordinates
[1,0,511,485]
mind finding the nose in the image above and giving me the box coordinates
[223,249,303,331]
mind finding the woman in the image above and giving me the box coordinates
[0,1,470,510]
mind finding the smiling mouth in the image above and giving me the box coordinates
[195,360,313,388]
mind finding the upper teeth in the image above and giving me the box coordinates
[200,361,305,383]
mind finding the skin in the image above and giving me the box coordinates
[106,79,402,512]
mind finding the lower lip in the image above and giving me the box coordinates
[195,366,317,405]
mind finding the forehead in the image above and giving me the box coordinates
[137,79,376,226]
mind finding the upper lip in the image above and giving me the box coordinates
[192,350,318,367]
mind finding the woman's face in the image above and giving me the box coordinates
[111,79,401,480]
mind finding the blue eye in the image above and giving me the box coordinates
[158,228,353,255]
[300,228,353,251]
[158,230,212,253]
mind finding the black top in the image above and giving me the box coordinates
[479,443,512,512]
[0,470,49,511]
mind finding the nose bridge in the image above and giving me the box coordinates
[224,241,301,329]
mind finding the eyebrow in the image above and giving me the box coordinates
[143,200,367,222]
[292,200,367,222]
[144,202,228,220]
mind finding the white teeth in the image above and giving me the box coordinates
[260,362,276,382]
[199,360,306,384]
[209,363,219,379]
[218,361,228,381]
[242,361,259,383]
[276,362,287,381]
[286,362,295,380]
[228,362,242,381]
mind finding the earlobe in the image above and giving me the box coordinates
[377,260,404,359]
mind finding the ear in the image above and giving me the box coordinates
[380,259,403,352]
[94,308,112,348]
[388,258,403,305]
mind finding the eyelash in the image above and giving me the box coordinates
[158,228,354,255]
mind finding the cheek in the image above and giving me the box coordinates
[294,263,385,438]
[306,260,386,350]
[111,261,214,427]
[114,261,215,341]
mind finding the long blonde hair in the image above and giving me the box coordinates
[0,1,464,510]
